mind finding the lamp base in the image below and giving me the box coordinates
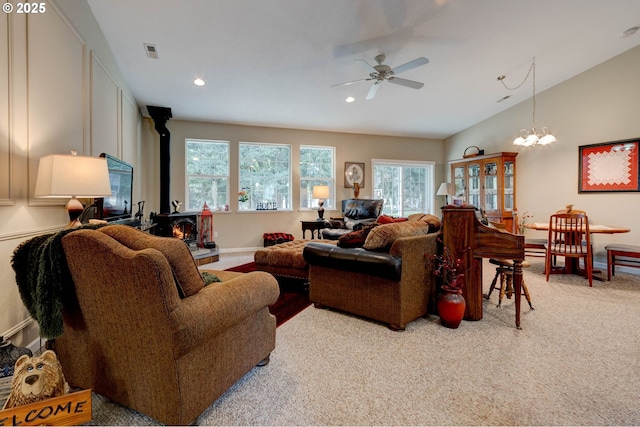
[66,197,84,228]
[317,201,325,220]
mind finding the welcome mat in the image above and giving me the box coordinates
[225,262,311,326]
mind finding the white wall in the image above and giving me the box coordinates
[445,45,640,262]
[141,119,444,250]
[0,0,141,347]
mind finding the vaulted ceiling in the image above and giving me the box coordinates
[87,0,640,139]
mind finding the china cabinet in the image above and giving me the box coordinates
[449,152,517,232]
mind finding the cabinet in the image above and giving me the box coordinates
[450,152,517,232]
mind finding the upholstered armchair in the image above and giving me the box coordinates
[321,198,384,240]
[53,225,279,425]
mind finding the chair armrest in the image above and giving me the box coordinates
[169,271,279,358]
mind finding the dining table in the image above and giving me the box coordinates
[524,222,631,280]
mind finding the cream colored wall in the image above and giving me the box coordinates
[141,120,444,250]
[445,45,640,263]
[0,0,140,348]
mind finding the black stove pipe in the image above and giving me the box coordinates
[147,106,172,214]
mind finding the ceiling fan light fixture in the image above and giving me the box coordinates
[193,78,205,86]
[345,96,355,103]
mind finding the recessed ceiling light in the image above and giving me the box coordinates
[345,96,355,103]
[194,78,205,86]
[622,25,640,37]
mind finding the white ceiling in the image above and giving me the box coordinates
[87,0,640,139]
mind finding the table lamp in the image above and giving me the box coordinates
[34,151,112,228]
[436,182,454,205]
[312,185,330,220]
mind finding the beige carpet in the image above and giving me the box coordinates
[87,258,640,426]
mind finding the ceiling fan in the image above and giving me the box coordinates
[331,54,429,100]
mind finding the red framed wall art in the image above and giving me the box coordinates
[579,138,640,192]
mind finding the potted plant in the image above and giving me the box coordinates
[430,243,469,329]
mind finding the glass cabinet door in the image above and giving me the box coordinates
[483,161,498,212]
[468,164,480,208]
[504,161,514,212]
[453,166,465,199]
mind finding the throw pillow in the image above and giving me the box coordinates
[376,214,408,224]
[407,213,442,232]
[338,223,378,248]
[201,271,221,285]
[363,221,432,251]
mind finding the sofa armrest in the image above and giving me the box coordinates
[169,271,279,358]
[389,232,440,312]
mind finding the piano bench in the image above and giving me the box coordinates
[605,244,640,281]
[485,259,534,310]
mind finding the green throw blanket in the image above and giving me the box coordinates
[11,224,105,339]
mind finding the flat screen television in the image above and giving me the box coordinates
[96,153,134,222]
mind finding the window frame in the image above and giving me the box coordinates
[184,139,230,211]
[372,158,435,217]
[238,141,292,211]
[299,145,335,210]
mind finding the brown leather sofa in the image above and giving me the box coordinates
[53,225,279,425]
[304,215,440,330]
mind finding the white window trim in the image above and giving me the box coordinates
[372,158,436,216]
[238,141,293,212]
[300,145,336,210]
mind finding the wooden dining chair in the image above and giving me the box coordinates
[545,213,594,287]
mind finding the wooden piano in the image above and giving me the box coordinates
[441,206,525,329]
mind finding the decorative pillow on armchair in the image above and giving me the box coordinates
[337,223,379,248]
[376,215,408,224]
[363,221,432,251]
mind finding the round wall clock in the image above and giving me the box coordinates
[344,162,365,188]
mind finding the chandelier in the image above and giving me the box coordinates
[498,57,556,147]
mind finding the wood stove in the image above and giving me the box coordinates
[152,212,198,248]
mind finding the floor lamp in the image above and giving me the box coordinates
[34,152,113,228]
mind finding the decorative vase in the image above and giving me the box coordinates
[437,281,466,329]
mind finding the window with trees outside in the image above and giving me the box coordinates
[300,145,335,210]
[185,139,229,211]
[239,142,291,211]
[372,159,435,217]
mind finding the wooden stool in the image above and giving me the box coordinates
[605,244,640,280]
[485,259,534,309]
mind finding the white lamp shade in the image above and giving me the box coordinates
[35,154,112,198]
[436,182,454,196]
[312,185,330,199]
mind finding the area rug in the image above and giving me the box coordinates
[226,262,311,326]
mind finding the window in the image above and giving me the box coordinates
[300,145,335,209]
[372,159,435,217]
[185,139,229,211]
[239,142,291,210]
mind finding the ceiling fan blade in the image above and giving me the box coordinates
[354,59,378,74]
[388,77,424,89]
[391,57,429,75]
[366,81,381,100]
[330,78,372,87]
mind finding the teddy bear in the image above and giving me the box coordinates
[2,350,69,409]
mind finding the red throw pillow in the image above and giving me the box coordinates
[338,223,378,248]
[377,215,408,224]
